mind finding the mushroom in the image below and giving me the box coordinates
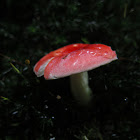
[34,44,117,105]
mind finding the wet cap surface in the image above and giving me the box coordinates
[34,44,118,79]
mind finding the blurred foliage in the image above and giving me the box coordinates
[0,0,140,139]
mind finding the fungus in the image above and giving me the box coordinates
[34,44,117,105]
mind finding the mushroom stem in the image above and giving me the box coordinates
[70,71,93,105]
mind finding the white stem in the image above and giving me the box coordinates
[70,71,93,105]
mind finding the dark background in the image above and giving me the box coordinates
[0,0,140,139]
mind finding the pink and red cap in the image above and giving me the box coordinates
[34,44,117,79]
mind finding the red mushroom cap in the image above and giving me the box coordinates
[34,44,117,79]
